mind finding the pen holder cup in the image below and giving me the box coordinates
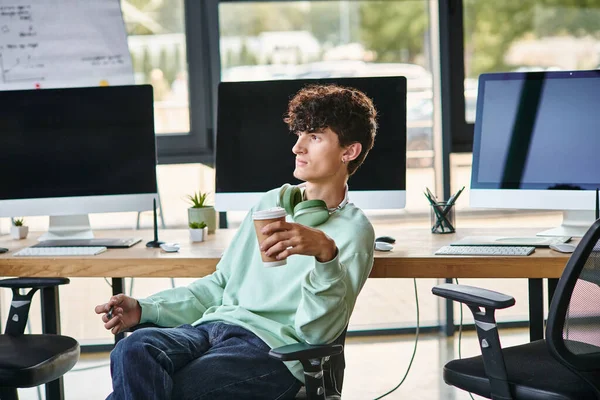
[430,202,456,234]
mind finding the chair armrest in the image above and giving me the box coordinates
[1,278,70,336]
[432,283,515,310]
[270,343,343,400]
[433,283,514,399]
[268,342,343,362]
[0,277,70,289]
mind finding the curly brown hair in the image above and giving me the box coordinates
[284,84,377,176]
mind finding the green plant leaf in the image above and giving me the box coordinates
[186,191,211,208]
[13,218,24,227]
[188,221,207,229]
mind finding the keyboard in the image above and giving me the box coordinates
[451,235,571,247]
[435,245,535,256]
[14,246,108,257]
[33,237,142,249]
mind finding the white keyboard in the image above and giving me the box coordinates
[435,245,535,256]
[14,246,108,257]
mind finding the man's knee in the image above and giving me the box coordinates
[110,328,162,363]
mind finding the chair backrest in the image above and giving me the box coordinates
[322,327,348,397]
[547,219,600,393]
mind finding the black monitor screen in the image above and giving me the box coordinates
[0,85,157,200]
[472,70,600,190]
[215,77,407,195]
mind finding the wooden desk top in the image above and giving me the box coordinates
[0,227,571,279]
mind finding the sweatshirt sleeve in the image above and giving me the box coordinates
[294,248,374,344]
[138,210,255,327]
[137,270,228,327]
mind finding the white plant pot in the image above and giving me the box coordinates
[10,226,28,240]
[188,207,217,234]
[189,227,207,243]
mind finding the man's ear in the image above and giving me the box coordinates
[343,143,362,162]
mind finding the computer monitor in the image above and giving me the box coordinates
[215,76,407,211]
[0,85,158,240]
[470,70,600,237]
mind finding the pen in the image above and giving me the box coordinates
[107,306,114,320]
[425,190,447,232]
[446,186,465,207]
[425,187,437,201]
[431,186,464,232]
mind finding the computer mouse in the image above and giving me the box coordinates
[376,236,396,244]
[160,243,181,253]
[375,241,394,252]
[0,247,7,254]
[549,243,576,254]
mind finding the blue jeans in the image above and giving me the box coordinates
[107,322,302,400]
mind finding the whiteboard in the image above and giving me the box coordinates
[0,0,134,90]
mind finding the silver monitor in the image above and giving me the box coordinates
[470,70,600,237]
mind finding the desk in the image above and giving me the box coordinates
[0,227,570,399]
[0,227,568,278]
[0,226,569,337]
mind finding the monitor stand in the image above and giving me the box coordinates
[38,215,94,241]
[537,210,596,238]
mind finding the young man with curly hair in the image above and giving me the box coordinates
[95,84,378,400]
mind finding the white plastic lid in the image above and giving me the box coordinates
[252,207,287,220]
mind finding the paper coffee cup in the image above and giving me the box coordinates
[253,207,287,267]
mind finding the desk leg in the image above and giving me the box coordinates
[548,278,559,309]
[528,279,544,342]
[219,212,228,229]
[444,278,455,336]
[112,278,126,344]
[41,286,65,400]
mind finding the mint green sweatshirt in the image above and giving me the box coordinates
[138,186,375,382]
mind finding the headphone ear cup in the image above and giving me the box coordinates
[278,184,290,209]
[293,199,329,227]
[282,185,303,216]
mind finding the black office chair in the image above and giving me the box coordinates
[128,323,347,399]
[0,278,80,400]
[432,219,600,400]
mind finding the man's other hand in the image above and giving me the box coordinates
[94,294,142,335]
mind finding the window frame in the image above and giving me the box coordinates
[154,0,219,166]
[445,0,472,154]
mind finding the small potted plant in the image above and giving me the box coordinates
[11,218,29,240]
[186,191,217,234]
[189,221,208,242]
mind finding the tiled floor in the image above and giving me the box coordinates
[16,328,531,399]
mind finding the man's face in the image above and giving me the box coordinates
[292,127,346,183]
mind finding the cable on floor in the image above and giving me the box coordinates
[372,278,420,399]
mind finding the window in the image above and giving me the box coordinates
[464,0,600,123]
[121,0,189,135]
[218,0,437,211]
[120,1,216,165]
